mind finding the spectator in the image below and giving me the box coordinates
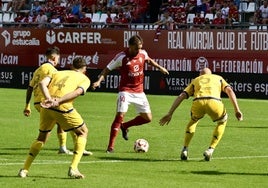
[7,0,25,12]
[50,13,62,28]
[196,0,207,13]
[193,12,205,28]
[210,2,222,15]
[71,0,83,20]
[173,11,187,29]
[212,11,225,28]
[185,0,197,13]
[153,11,174,41]
[255,0,268,25]
[35,9,48,28]
[79,12,92,27]
[81,0,97,13]
[154,10,174,30]
[31,0,42,15]
[104,9,115,28]
[227,0,238,27]
[221,1,229,21]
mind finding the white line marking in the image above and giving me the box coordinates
[0,155,268,166]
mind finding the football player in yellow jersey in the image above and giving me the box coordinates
[23,46,73,154]
[159,68,243,161]
[19,57,90,179]
[23,46,92,156]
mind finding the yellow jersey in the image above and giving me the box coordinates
[47,70,91,112]
[29,62,57,103]
[184,74,229,99]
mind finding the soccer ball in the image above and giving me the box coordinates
[134,138,149,153]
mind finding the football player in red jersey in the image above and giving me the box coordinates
[92,35,169,153]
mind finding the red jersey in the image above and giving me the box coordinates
[193,16,205,25]
[107,49,149,93]
[212,17,225,25]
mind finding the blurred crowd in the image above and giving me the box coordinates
[0,0,265,29]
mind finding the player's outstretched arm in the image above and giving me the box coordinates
[91,67,111,90]
[159,92,187,126]
[147,58,169,75]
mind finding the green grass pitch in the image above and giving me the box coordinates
[0,88,267,188]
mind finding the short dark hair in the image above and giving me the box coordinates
[128,35,143,46]
[72,57,87,69]
[45,46,60,57]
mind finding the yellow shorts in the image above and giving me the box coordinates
[34,103,41,112]
[39,107,84,132]
[191,99,226,122]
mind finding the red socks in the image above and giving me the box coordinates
[107,115,123,149]
[122,116,151,129]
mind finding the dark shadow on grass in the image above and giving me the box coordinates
[191,170,268,176]
[228,126,268,129]
[0,175,76,180]
[0,148,30,151]
[97,156,180,162]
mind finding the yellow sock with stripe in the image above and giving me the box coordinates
[58,132,67,147]
[183,120,198,147]
[69,131,77,146]
[210,121,227,148]
[23,140,44,170]
[70,136,87,170]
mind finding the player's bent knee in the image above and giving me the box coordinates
[215,113,228,124]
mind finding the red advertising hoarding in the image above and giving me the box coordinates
[0,28,267,98]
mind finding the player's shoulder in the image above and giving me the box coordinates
[139,49,148,55]
[113,51,127,60]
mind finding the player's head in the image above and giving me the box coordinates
[45,46,60,66]
[200,67,212,75]
[128,35,143,57]
[72,57,87,74]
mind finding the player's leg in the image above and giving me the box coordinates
[19,108,55,177]
[122,113,152,129]
[181,119,199,160]
[59,109,88,178]
[68,124,88,179]
[181,100,204,160]
[106,92,128,152]
[106,112,125,152]
[121,92,152,140]
[204,100,228,161]
[69,130,93,156]
[57,124,73,155]
[19,131,49,173]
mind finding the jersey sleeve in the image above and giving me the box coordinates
[183,80,194,97]
[78,76,91,95]
[107,51,125,70]
[140,49,149,60]
[220,76,230,91]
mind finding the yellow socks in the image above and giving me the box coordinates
[70,136,87,170]
[183,120,198,147]
[23,140,44,170]
[210,122,227,148]
[57,132,67,151]
[69,131,77,146]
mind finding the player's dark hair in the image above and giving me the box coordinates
[128,35,143,46]
[45,46,60,57]
[72,57,87,69]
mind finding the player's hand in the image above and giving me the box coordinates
[235,111,243,121]
[159,114,172,126]
[23,108,31,117]
[91,81,100,90]
[159,67,169,75]
[40,98,59,108]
